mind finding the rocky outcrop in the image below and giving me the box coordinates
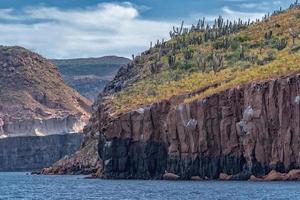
[97,74,300,180]
[40,136,101,175]
[0,134,83,171]
[0,46,91,137]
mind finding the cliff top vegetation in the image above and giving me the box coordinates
[104,2,300,115]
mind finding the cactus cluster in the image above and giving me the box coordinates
[133,0,300,77]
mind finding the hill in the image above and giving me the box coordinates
[0,46,92,138]
[105,3,300,115]
[43,2,300,180]
[52,56,130,101]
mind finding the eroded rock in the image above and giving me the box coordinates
[219,173,233,180]
[163,173,180,180]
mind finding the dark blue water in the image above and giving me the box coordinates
[0,172,300,200]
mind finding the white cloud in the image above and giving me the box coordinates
[0,3,173,59]
[0,3,271,59]
[191,6,265,24]
[221,6,265,21]
[239,1,283,9]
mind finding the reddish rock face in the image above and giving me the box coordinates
[98,74,300,179]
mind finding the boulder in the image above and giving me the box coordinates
[249,175,263,181]
[163,173,180,180]
[286,169,300,180]
[191,176,202,181]
[263,170,287,181]
[219,173,233,180]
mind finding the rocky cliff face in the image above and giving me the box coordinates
[0,134,83,171]
[96,73,300,180]
[0,46,91,138]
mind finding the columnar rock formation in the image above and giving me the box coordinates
[0,46,92,138]
[97,74,300,180]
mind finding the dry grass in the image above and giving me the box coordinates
[111,7,300,114]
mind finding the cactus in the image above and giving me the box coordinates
[275,38,288,50]
[195,52,207,72]
[264,30,273,40]
[212,52,224,72]
[289,28,300,46]
[183,49,193,60]
[168,55,176,67]
[240,44,245,59]
[172,21,184,36]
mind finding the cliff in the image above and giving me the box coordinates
[0,46,92,138]
[45,73,300,180]
[42,4,300,180]
[53,56,130,101]
[97,73,300,180]
[0,134,83,171]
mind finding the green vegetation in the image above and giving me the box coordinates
[111,2,300,115]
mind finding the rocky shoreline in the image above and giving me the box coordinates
[161,169,300,181]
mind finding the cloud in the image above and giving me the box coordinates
[0,2,274,59]
[190,6,265,25]
[0,3,173,59]
[239,1,283,10]
[221,6,265,21]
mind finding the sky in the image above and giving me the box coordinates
[0,0,294,59]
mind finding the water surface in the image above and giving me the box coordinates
[0,172,299,200]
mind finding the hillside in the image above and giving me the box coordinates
[52,56,130,101]
[42,3,300,180]
[0,46,92,138]
[105,4,300,115]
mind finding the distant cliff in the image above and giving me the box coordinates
[0,134,83,171]
[0,46,91,138]
[52,56,130,101]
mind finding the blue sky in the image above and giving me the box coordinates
[0,0,293,58]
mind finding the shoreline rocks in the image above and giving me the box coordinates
[163,173,180,180]
[219,173,233,181]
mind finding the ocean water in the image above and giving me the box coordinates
[0,172,300,200]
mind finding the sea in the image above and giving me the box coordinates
[0,172,300,200]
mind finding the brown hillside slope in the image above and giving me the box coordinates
[0,46,92,138]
